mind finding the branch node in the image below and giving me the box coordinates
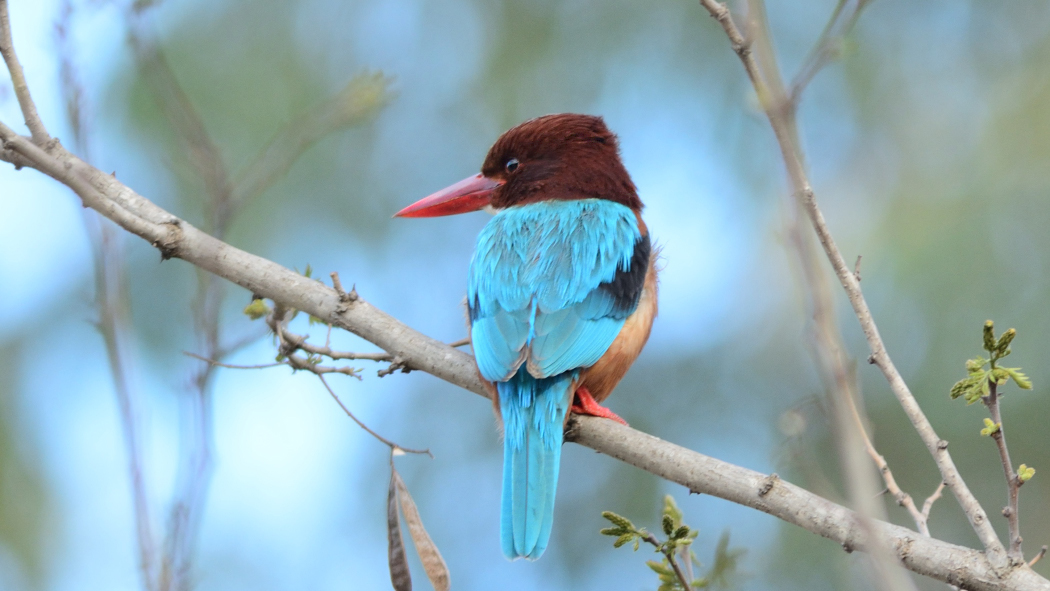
[378,355,409,378]
[151,220,183,261]
[853,255,862,282]
[758,473,779,496]
[330,271,356,303]
[936,439,949,451]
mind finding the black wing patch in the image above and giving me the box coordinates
[598,233,650,317]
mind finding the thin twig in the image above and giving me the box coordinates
[985,381,1023,558]
[182,351,284,370]
[57,8,156,586]
[921,482,946,524]
[217,327,269,358]
[128,21,231,590]
[0,0,50,144]
[642,533,692,590]
[229,73,391,210]
[788,0,874,103]
[316,374,430,456]
[89,217,159,589]
[697,0,1007,564]
[284,351,363,378]
[787,202,920,591]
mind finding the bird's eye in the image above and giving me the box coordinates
[505,158,519,173]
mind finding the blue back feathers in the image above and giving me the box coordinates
[469,199,642,382]
[468,199,642,559]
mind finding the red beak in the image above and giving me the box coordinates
[394,173,503,218]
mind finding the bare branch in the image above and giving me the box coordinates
[182,351,284,370]
[0,0,50,144]
[54,5,159,588]
[640,532,692,590]
[568,417,1048,591]
[788,0,874,103]
[129,33,233,234]
[921,482,946,524]
[318,374,430,456]
[89,219,158,590]
[985,381,1024,559]
[697,0,1007,563]
[229,72,392,209]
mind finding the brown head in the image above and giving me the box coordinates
[395,114,641,217]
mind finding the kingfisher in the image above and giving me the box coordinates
[395,114,657,560]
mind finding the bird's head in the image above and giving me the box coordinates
[395,113,640,218]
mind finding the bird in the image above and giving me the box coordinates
[395,113,657,561]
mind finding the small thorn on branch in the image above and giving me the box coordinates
[330,271,357,303]
[1029,545,1048,567]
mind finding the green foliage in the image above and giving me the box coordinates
[949,321,1033,404]
[979,418,1000,437]
[599,511,643,552]
[601,496,744,590]
[1018,464,1036,482]
[243,298,271,320]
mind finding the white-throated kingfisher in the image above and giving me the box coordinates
[395,114,657,560]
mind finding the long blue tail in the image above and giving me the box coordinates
[498,368,573,560]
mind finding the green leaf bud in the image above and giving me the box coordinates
[613,533,634,548]
[995,328,1016,355]
[662,514,674,536]
[980,418,1000,436]
[983,320,996,352]
[243,299,271,320]
[1018,464,1036,482]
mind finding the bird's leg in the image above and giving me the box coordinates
[571,387,628,426]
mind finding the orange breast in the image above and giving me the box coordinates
[576,249,659,402]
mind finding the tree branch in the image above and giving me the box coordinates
[985,381,1023,559]
[0,0,50,145]
[697,0,1008,566]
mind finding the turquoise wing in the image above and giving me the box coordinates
[468,199,643,382]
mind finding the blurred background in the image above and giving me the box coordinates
[1,0,1050,589]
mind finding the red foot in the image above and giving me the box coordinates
[571,387,628,426]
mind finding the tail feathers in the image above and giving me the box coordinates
[498,369,573,560]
